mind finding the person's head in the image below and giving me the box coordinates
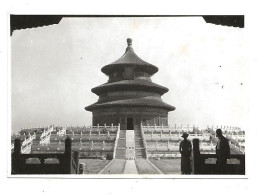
[181,133,189,140]
[216,129,223,138]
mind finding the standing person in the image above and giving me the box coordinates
[179,133,192,174]
[215,129,230,173]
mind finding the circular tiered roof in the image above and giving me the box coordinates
[101,39,158,75]
[86,38,175,113]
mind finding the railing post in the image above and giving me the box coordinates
[192,138,200,174]
[79,163,85,174]
[239,155,245,175]
[103,141,105,150]
[12,139,22,174]
[64,137,72,174]
[73,151,80,174]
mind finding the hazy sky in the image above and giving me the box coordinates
[11,17,246,133]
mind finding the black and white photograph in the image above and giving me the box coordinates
[10,15,246,176]
[1,1,258,194]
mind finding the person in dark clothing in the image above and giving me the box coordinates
[179,133,192,174]
[215,129,230,173]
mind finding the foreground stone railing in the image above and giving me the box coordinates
[12,137,80,174]
[191,139,245,175]
[11,133,36,154]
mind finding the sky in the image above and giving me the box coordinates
[11,16,246,134]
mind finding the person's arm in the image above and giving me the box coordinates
[179,142,182,154]
[226,140,230,158]
[189,141,192,153]
[215,142,218,155]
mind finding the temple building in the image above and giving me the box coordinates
[85,38,175,130]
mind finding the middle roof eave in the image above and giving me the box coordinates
[91,79,169,95]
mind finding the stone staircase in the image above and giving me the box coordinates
[114,127,147,159]
[115,130,126,159]
[134,126,146,159]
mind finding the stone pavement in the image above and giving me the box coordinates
[135,159,161,174]
[100,159,126,174]
[123,160,138,174]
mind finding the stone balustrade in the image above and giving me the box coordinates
[191,138,245,175]
[12,137,80,174]
[141,124,198,133]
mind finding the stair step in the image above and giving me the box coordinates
[114,128,148,159]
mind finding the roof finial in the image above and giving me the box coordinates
[127,38,132,46]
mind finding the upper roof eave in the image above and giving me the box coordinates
[101,38,158,75]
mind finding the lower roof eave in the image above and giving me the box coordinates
[85,104,176,112]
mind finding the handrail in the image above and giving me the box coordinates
[113,123,120,159]
[140,123,149,159]
[141,125,198,132]
[66,125,119,131]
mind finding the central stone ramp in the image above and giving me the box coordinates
[126,130,135,159]
[100,159,162,174]
[123,160,138,174]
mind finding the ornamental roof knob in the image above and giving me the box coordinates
[127,38,133,46]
